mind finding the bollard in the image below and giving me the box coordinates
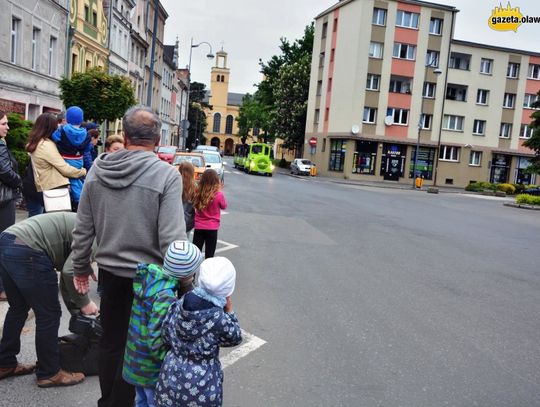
[415,176,423,189]
[310,165,317,177]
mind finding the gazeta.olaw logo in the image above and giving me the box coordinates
[488,2,540,32]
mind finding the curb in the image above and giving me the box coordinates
[503,202,540,210]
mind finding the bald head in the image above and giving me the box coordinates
[122,105,162,147]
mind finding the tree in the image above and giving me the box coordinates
[59,68,136,123]
[187,82,210,148]
[6,113,33,176]
[237,93,270,144]
[523,92,540,175]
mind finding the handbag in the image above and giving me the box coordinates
[43,187,72,212]
[0,182,14,206]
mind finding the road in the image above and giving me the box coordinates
[2,159,540,406]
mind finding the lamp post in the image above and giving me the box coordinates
[181,38,214,150]
[412,62,442,188]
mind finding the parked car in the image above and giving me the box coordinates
[524,187,540,196]
[199,151,225,182]
[172,152,206,181]
[193,145,222,156]
[290,158,313,175]
[156,146,178,164]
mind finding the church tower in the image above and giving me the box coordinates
[209,50,230,108]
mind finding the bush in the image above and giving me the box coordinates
[513,184,526,194]
[6,113,33,177]
[516,194,540,206]
[465,181,496,192]
[497,183,516,195]
[275,158,290,168]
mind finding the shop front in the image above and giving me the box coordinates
[490,154,511,184]
[380,143,407,181]
[409,147,435,180]
[352,140,377,175]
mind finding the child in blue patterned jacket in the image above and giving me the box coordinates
[155,256,242,407]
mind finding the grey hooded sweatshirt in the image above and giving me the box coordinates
[71,149,186,278]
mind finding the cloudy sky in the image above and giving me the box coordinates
[161,0,540,95]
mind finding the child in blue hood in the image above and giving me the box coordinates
[51,106,93,210]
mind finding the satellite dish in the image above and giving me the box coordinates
[351,124,360,135]
[384,116,393,126]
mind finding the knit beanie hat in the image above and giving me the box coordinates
[198,257,236,298]
[162,240,203,279]
[66,106,84,125]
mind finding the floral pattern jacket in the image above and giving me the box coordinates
[155,292,242,407]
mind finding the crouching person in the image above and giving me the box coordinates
[123,241,204,407]
[0,212,96,387]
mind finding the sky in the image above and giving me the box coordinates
[161,0,540,95]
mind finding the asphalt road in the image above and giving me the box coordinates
[2,160,539,407]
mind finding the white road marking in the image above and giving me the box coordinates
[221,211,229,215]
[221,330,267,369]
[215,239,239,254]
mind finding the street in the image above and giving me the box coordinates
[2,160,540,406]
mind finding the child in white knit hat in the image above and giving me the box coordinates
[123,240,203,407]
[155,257,242,407]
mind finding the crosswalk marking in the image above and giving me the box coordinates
[221,330,266,369]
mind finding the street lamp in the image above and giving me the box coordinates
[181,38,214,150]
[412,61,442,188]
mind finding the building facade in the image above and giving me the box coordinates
[306,0,538,187]
[160,43,179,145]
[1,0,69,119]
[204,50,243,155]
[69,0,109,74]
[105,0,134,76]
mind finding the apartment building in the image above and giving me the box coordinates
[160,43,180,146]
[105,0,135,77]
[306,0,538,187]
[0,0,69,119]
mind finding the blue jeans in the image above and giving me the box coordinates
[26,198,44,217]
[136,386,156,407]
[0,232,61,379]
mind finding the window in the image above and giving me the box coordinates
[423,82,436,98]
[314,109,320,124]
[330,48,335,62]
[319,52,325,67]
[333,18,338,32]
[420,114,432,130]
[503,93,516,109]
[48,36,57,76]
[528,64,540,79]
[366,74,380,91]
[425,50,439,67]
[316,80,322,96]
[11,17,20,64]
[393,43,416,60]
[372,8,387,26]
[469,151,482,166]
[31,28,40,70]
[520,124,534,139]
[480,58,493,74]
[212,113,221,133]
[507,62,520,78]
[443,115,464,131]
[446,84,468,102]
[439,145,459,161]
[329,139,346,172]
[84,5,90,21]
[499,123,512,138]
[363,107,377,123]
[389,76,412,93]
[473,120,486,135]
[429,18,443,35]
[387,108,409,125]
[92,11,97,26]
[523,93,539,109]
[449,53,471,70]
[369,42,383,59]
[396,10,419,28]
[225,115,234,134]
[252,127,260,137]
[321,22,328,38]
[327,77,332,92]
[476,89,489,105]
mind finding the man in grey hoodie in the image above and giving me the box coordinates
[71,105,186,407]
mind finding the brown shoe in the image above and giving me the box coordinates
[0,291,7,301]
[0,363,36,380]
[37,369,85,388]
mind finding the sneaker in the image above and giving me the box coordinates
[37,369,85,388]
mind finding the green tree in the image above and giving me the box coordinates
[187,82,210,149]
[59,68,136,123]
[237,93,270,144]
[6,113,33,176]
[523,92,540,174]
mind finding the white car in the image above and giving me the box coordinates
[201,151,225,182]
[290,158,313,175]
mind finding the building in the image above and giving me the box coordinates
[105,0,135,77]
[128,0,149,104]
[69,0,109,74]
[0,0,69,119]
[204,50,244,155]
[160,42,180,146]
[177,67,189,148]
[306,0,538,187]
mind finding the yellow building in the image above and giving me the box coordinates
[204,50,243,155]
[69,0,109,75]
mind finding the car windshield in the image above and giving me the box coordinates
[300,160,312,165]
[158,147,176,154]
[203,153,221,164]
[251,145,263,154]
[174,156,204,167]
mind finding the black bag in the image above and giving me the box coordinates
[58,314,102,376]
[58,333,99,376]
